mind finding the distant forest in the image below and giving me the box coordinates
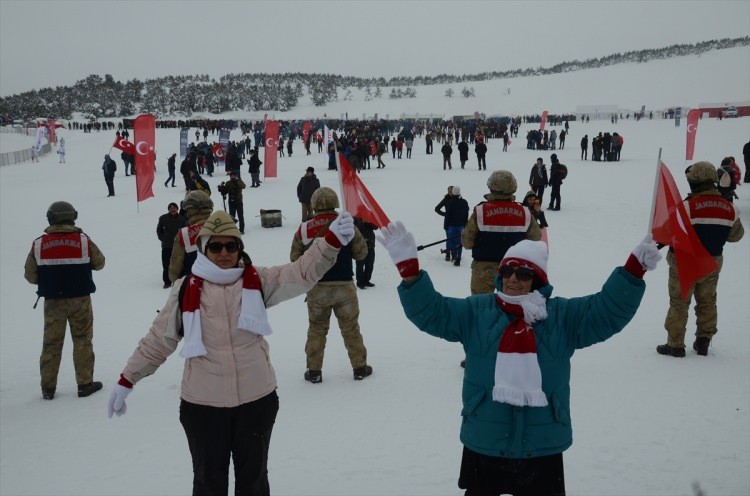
[2,36,748,121]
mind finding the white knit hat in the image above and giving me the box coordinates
[500,240,549,285]
[452,185,461,196]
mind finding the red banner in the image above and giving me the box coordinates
[264,120,279,178]
[651,161,717,298]
[211,142,225,162]
[685,109,700,160]
[302,121,311,145]
[113,136,135,154]
[134,114,156,202]
[337,152,391,228]
[47,119,56,144]
[539,110,548,132]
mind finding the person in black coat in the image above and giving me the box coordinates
[580,135,588,160]
[165,153,177,187]
[247,147,262,187]
[297,166,321,221]
[547,153,567,210]
[156,202,188,288]
[529,157,549,204]
[475,141,488,170]
[102,154,116,197]
[354,218,377,289]
[435,186,470,266]
[458,139,469,168]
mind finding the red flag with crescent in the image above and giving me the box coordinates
[302,121,311,144]
[113,136,136,154]
[336,152,391,228]
[539,110,549,132]
[133,114,156,202]
[211,142,224,161]
[651,161,717,298]
[264,120,279,178]
[685,109,700,160]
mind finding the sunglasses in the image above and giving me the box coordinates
[499,265,535,282]
[206,241,240,254]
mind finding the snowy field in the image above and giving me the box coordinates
[0,132,35,154]
[1,47,749,496]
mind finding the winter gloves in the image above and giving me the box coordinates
[376,221,420,279]
[107,375,133,419]
[624,234,662,278]
[324,211,355,248]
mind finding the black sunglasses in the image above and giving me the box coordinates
[499,265,535,282]
[206,241,240,254]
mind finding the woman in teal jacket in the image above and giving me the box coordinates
[377,222,661,496]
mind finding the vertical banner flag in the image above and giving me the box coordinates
[336,148,391,228]
[179,127,188,161]
[302,121,311,147]
[133,114,156,202]
[674,107,682,127]
[324,125,332,152]
[218,127,231,163]
[650,160,717,298]
[640,105,646,118]
[685,109,701,161]
[539,110,549,132]
[264,120,280,179]
[47,119,56,144]
[35,124,45,151]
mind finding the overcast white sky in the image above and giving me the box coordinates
[1,0,749,97]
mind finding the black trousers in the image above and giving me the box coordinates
[356,244,375,285]
[180,391,279,496]
[161,246,172,285]
[229,201,245,233]
[549,184,561,210]
[458,447,565,496]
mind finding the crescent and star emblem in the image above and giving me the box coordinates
[266,138,275,148]
[136,141,150,155]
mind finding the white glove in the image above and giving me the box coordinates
[632,234,662,271]
[376,221,420,278]
[327,211,355,246]
[107,384,132,419]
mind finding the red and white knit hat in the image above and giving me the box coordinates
[499,240,549,286]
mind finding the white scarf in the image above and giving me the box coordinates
[179,252,272,358]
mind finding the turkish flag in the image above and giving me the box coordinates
[302,121,311,144]
[264,120,279,178]
[651,161,718,298]
[113,136,135,154]
[337,152,391,228]
[685,109,700,160]
[133,114,156,203]
[47,119,56,144]
[539,110,548,132]
[211,143,224,161]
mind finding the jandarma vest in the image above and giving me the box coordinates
[33,232,95,298]
[472,201,532,262]
[298,213,354,282]
[685,195,739,256]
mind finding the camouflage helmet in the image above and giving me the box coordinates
[487,170,517,195]
[46,201,78,225]
[311,187,339,211]
[181,190,214,212]
[685,161,718,184]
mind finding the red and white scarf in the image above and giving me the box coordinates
[492,290,549,407]
[179,252,271,358]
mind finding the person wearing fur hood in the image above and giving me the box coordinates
[378,222,661,495]
[107,209,356,494]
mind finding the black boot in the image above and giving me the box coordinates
[693,337,710,356]
[656,344,685,358]
[304,370,322,384]
[42,387,56,400]
[353,365,373,380]
[77,381,103,398]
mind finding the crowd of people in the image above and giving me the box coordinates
[20,109,748,495]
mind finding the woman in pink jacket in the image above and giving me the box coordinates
[107,209,355,495]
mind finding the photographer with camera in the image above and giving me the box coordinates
[220,171,246,234]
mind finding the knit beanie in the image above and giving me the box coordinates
[500,240,549,286]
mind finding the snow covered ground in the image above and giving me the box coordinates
[1,47,749,496]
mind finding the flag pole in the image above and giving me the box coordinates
[648,148,662,234]
[333,133,346,213]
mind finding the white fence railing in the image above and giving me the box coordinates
[0,125,51,166]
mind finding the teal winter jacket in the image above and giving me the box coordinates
[397,267,645,459]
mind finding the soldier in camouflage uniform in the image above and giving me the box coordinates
[657,162,744,358]
[24,201,106,400]
[462,171,542,295]
[168,190,213,283]
[290,187,372,383]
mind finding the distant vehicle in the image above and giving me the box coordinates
[722,106,739,118]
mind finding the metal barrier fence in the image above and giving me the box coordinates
[0,125,51,166]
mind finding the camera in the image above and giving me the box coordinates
[217,182,228,198]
